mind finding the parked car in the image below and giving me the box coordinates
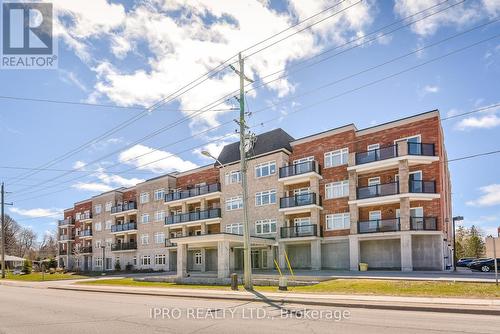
[468,258,500,272]
[456,257,477,267]
[12,267,23,275]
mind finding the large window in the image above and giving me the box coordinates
[194,252,202,265]
[141,256,151,266]
[225,223,243,235]
[255,161,276,178]
[140,234,149,245]
[325,180,349,199]
[95,257,103,267]
[94,204,102,214]
[155,254,166,265]
[324,148,348,168]
[225,170,241,184]
[95,222,102,231]
[155,211,165,222]
[154,189,165,201]
[105,220,112,230]
[225,196,243,211]
[141,213,150,223]
[154,232,165,244]
[255,189,277,206]
[326,213,350,230]
[255,219,277,234]
[105,201,112,212]
[140,192,150,204]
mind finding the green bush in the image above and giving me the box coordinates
[47,258,57,269]
[114,260,121,271]
[22,259,32,274]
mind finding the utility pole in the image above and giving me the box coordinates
[231,53,254,290]
[1,182,14,279]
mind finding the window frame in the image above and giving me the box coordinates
[255,161,277,178]
[325,213,350,231]
[225,196,243,211]
[255,189,277,206]
[255,219,277,235]
[325,180,349,199]
[154,188,165,201]
[324,148,349,168]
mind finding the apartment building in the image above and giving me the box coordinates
[57,110,452,276]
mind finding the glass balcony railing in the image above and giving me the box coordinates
[58,218,74,226]
[78,229,92,237]
[408,142,436,156]
[111,222,137,233]
[111,202,137,214]
[165,183,221,202]
[409,180,436,193]
[279,161,320,178]
[279,193,321,209]
[410,217,437,230]
[357,182,399,199]
[111,242,137,251]
[355,145,398,165]
[280,224,318,238]
[358,218,400,234]
[165,208,221,225]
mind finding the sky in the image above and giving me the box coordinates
[0,0,499,240]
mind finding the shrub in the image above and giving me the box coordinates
[125,263,133,271]
[47,258,57,269]
[22,259,32,274]
[114,260,121,271]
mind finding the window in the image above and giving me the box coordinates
[95,222,102,231]
[95,204,102,214]
[140,192,150,204]
[105,202,112,212]
[154,189,165,201]
[225,223,243,235]
[141,234,149,245]
[293,156,314,164]
[225,196,243,211]
[369,211,382,221]
[255,161,276,178]
[155,211,165,222]
[155,254,166,265]
[141,214,150,224]
[75,212,81,221]
[105,220,112,230]
[225,170,241,184]
[324,148,348,168]
[255,190,277,206]
[105,238,112,247]
[141,256,151,266]
[326,213,350,230]
[325,180,349,199]
[294,217,312,234]
[194,252,202,265]
[133,256,137,266]
[154,232,165,244]
[95,240,102,249]
[95,257,103,267]
[255,219,277,234]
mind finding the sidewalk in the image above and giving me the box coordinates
[49,283,500,316]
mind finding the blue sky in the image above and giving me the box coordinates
[1,0,499,239]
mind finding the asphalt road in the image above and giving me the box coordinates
[0,285,499,334]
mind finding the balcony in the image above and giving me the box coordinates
[111,242,137,251]
[80,246,93,254]
[111,202,137,214]
[58,218,74,227]
[111,222,137,233]
[79,212,92,221]
[279,193,322,213]
[165,183,221,203]
[59,249,68,255]
[357,182,399,200]
[280,224,318,238]
[410,217,437,231]
[355,145,398,165]
[165,208,221,225]
[78,229,92,237]
[358,218,400,234]
[278,161,322,185]
[58,235,73,241]
[409,180,436,193]
[408,142,435,156]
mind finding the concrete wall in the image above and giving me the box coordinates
[360,239,401,269]
[321,240,349,269]
[287,244,311,269]
[412,235,442,270]
[206,249,218,271]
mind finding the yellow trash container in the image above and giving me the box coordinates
[359,263,368,271]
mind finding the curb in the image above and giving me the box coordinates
[49,285,500,316]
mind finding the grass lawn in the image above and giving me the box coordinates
[3,272,89,281]
[78,278,500,298]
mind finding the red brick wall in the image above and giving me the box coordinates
[122,189,136,202]
[176,167,219,189]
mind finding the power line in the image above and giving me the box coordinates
[441,103,500,120]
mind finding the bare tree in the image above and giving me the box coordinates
[0,214,21,255]
[17,228,37,258]
[38,230,58,259]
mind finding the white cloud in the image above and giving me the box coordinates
[95,169,145,187]
[195,139,235,162]
[467,184,500,207]
[394,0,497,37]
[73,160,87,170]
[456,114,500,130]
[10,207,63,218]
[72,182,113,192]
[58,69,88,92]
[50,0,375,129]
[423,85,439,93]
[118,144,198,173]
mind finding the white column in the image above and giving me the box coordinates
[200,248,206,272]
[311,240,321,270]
[349,235,360,271]
[278,242,286,269]
[177,244,187,278]
[217,241,230,278]
[401,233,413,272]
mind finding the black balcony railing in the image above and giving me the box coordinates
[80,212,92,220]
[280,224,318,238]
[410,217,437,230]
[79,229,92,237]
[358,218,400,234]
[111,222,137,233]
[58,218,74,226]
[279,161,319,178]
[165,208,222,225]
[165,183,221,202]
[111,202,137,214]
[111,242,137,251]
[280,193,321,209]
[80,246,93,253]
[409,180,436,193]
[355,145,398,165]
[408,142,436,156]
[357,182,399,199]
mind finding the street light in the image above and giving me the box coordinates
[101,245,105,274]
[452,216,464,271]
[201,150,224,167]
